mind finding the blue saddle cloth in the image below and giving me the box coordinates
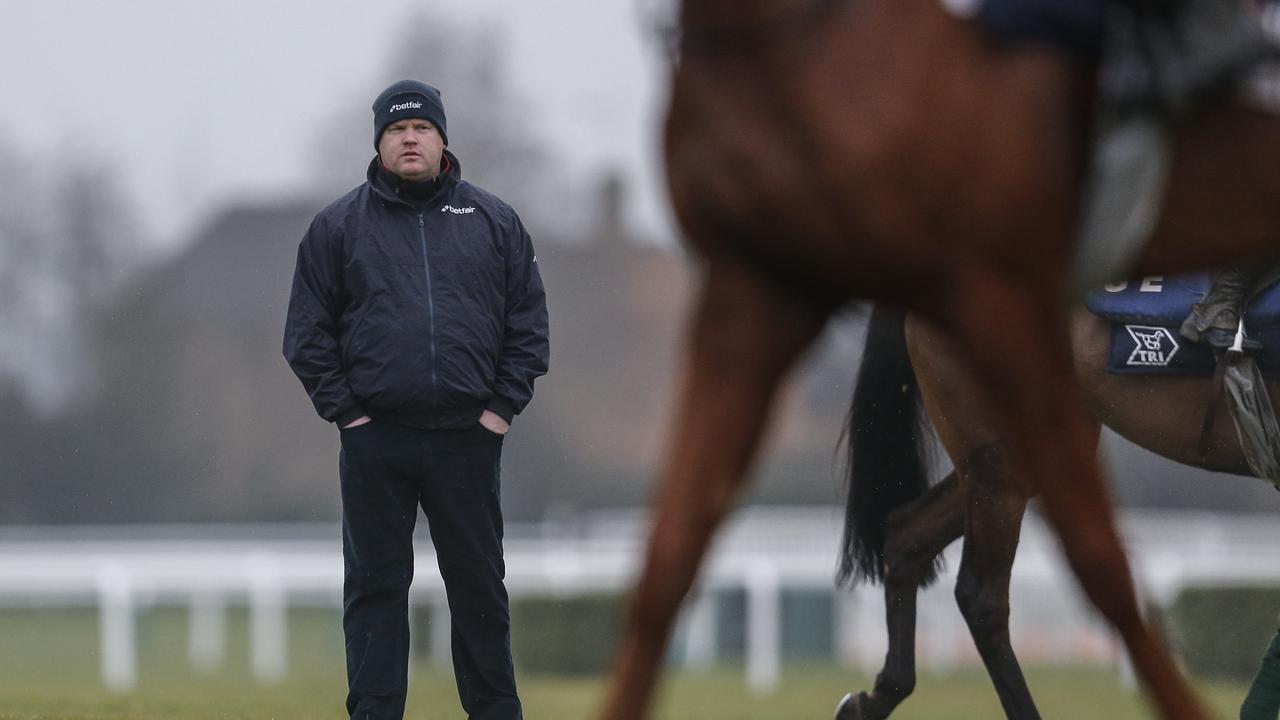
[1086,274,1280,377]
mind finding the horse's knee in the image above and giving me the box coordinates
[954,568,1009,635]
[953,569,979,614]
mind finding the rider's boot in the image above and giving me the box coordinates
[1179,264,1264,349]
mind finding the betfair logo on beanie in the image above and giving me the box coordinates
[390,101,423,112]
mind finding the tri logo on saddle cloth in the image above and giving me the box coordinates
[1086,274,1280,378]
[1124,325,1180,367]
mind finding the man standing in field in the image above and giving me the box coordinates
[283,79,549,720]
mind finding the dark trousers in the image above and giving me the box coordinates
[339,422,521,720]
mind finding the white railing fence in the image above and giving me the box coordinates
[1,508,1278,695]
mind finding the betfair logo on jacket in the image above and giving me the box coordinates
[441,205,476,215]
[389,101,423,112]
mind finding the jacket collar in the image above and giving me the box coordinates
[368,149,462,207]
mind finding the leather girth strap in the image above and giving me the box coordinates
[1196,350,1229,460]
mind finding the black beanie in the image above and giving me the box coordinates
[372,80,448,149]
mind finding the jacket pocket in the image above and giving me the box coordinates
[340,310,372,369]
[343,300,431,411]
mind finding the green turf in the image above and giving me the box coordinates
[0,607,1256,719]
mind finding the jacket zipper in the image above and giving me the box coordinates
[418,212,440,399]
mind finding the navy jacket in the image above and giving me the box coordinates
[283,151,549,429]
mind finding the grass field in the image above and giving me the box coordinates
[0,607,1257,719]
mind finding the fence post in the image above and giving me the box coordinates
[848,584,888,673]
[745,560,781,696]
[188,592,227,672]
[97,563,137,693]
[833,588,861,669]
[247,553,287,684]
[683,586,718,670]
[920,584,961,672]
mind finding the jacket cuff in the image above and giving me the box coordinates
[334,407,368,428]
[485,397,517,425]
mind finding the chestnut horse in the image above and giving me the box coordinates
[599,1,1280,719]
[838,304,1280,719]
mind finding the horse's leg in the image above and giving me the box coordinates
[944,274,1208,720]
[597,257,830,720]
[906,314,1044,719]
[951,445,1039,720]
[840,472,966,720]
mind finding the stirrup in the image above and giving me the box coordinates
[1229,317,1264,354]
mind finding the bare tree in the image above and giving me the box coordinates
[0,138,146,416]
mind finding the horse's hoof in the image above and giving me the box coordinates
[835,693,857,720]
[834,691,870,720]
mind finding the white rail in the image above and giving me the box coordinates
[0,509,1277,695]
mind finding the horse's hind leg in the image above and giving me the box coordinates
[839,472,966,720]
[952,444,1039,720]
[901,314,1040,718]
[943,275,1207,720]
[952,401,1100,719]
[597,256,830,720]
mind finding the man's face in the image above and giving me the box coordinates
[378,118,445,181]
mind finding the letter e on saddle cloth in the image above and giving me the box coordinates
[1087,266,1280,481]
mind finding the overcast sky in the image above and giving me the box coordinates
[0,0,674,248]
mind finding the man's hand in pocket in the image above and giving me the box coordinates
[479,410,509,435]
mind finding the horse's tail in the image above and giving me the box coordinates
[836,304,938,587]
